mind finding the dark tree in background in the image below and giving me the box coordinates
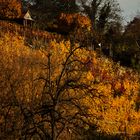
[123,15,140,69]
[78,0,123,59]
[79,0,122,32]
[30,0,79,14]
[55,0,80,13]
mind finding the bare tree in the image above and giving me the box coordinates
[0,38,95,140]
[33,44,94,140]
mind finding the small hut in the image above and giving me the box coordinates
[23,10,34,27]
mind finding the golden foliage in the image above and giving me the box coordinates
[82,54,140,136]
[59,13,92,31]
[0,0,22,19]
[0,32,140,138]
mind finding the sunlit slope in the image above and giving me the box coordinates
[0,32,140,137]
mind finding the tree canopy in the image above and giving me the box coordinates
[79,0,122,32]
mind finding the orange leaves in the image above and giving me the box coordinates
[0,33,45,102]
[59,13,75,25]
[0,30,140,138]
[98,96,140,135]
[0,0,22,19]
[78,48,140,136]
[59,13,92,30]
[86,71,94,81]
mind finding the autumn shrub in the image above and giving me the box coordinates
[82,54,140,139]
[53,13,93,48]
[0,0,22,19]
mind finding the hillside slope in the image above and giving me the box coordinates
[0,24,140,139]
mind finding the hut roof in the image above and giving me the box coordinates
[23,10,34,21]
